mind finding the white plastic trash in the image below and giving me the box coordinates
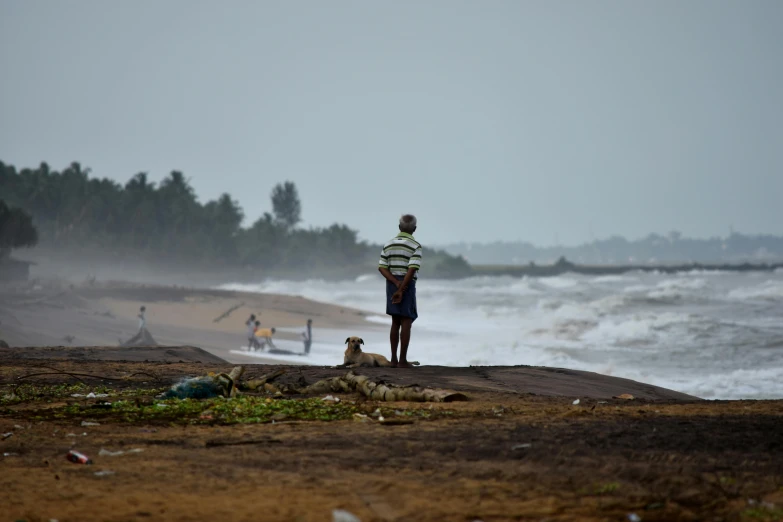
[333,509,361,522]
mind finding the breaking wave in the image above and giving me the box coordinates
[220,270,783,400]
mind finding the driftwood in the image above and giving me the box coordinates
[266,371,469,403]
[212,302,245,324]
[242,369,286,391]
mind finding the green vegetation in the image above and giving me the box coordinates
[593,482,620,495]
[0,382,448,425]
[0,160,472,278]
[741,506,783,521]
[0,199,38,259]
[7,395,442,425]
[61,396,361,424]
[0,383,164,405]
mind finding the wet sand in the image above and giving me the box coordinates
[0,279,379,362]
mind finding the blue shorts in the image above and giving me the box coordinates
[386,276,418,322]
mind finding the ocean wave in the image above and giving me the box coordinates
[538,276,580,289]
[590,275,639,284]
[216,271,783,399]
[727,280,783,301]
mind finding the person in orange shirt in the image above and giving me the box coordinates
[253,321,277,351]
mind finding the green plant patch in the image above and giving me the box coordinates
[741,506,783,521]
[0,383,165,405]
[26,396,445,425]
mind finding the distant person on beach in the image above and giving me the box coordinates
[378,214,421,368]
[245,314,257,350]
[254,324,277,351]
[302,319,313,354]
[137,306,146,332]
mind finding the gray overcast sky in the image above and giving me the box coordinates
[1,1,781,247]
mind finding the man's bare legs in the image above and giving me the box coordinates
[398,317,414,367]
[390,315,401,367]
[390,315,414,368]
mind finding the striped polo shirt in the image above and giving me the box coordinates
[378,232,422,279]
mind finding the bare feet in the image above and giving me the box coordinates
[397,361,415,368]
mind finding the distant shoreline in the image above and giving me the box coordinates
[471,258,783,278]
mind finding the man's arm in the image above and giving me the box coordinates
[398,267,417,292]
[392,244,421,303]
[379,267,402,287]
[391,267,417,304]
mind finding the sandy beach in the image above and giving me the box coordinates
[0,279,380,363]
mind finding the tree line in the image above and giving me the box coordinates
[0,161,472,278]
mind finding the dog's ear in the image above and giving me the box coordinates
[359,338,364,345]
[345,337,350,344]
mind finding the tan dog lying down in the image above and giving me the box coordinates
[342,337,393,368]
[339,336,420,368]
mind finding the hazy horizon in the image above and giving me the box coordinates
[2,1,782,247]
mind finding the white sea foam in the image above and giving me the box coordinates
[218,270,783,399]
[727,280,783,301]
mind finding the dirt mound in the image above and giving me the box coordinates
[0,345,227,363]
[265,364,700,401]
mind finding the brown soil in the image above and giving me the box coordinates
[1,352,781,522]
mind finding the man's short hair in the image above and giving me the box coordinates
[399,214,417,233]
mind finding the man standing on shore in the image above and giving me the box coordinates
[301,318,313,355]
[378,214,421,368]
[245,314,257,350]
[137,306,146,333]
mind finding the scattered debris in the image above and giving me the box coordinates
[379,418,415,426]
[66,450,92,465]
[572,399,580,405]
[81,421,100,427]
[84,392,109,399]
[94,470,115,477]
[627,514,641,522]
[242,369,286,391]
[266,371,468,403]
[13,425,23,430]
[99,448,144,457]
[160,366,245,399]
[614,394,635,400]
[212,302,245,323]
[1,432,13,440]
[333,509,361,522]
[3,452,18,457]
[512,443,532,450]
[352,413,370,422]
[322,395,341,403]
